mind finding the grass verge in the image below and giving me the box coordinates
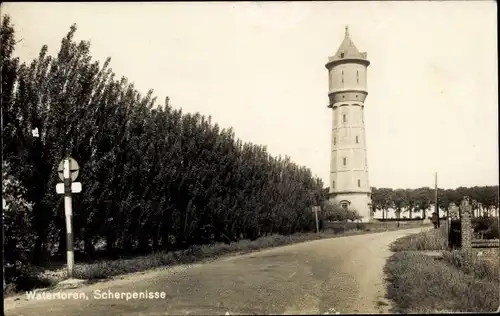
[4,224,428,296]
[386,227,500,313]
[389,226,448,252]
[385,251,499,313]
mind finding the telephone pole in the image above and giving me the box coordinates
[435,172,440,228]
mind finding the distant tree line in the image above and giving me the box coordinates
[369,186,499,220]
[1,17,326,277]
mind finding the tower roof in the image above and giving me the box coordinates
[333,26,366,59]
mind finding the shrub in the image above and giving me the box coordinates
[4,262,55,292]
[473,217,499,239]
[321,201,362,222]
[2,162,37,289]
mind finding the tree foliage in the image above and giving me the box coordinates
[1,16,324,273]
[371,186,499,219]
[1,16,499,287]
[321,201,362,222]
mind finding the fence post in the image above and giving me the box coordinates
[460,196,472,252]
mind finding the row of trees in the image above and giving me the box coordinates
[1,16,326,277]
[369,186,499,220]
[2,16,498,286]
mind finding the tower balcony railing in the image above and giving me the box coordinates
[329,188,372,194]
[332,125,366,129]
[326,55,370,68]
[328,88,368,95]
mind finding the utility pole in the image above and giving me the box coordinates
[1,97,4,292]
[312,206,321,238]
[435,172,440,228]
[2,198,5,292]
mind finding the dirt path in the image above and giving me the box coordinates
[4,228,427,315]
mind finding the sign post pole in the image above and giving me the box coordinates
[56,157,81,279]
[63,159,74,278]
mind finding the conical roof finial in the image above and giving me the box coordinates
[345,25,349,37]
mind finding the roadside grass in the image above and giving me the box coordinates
[386,227,500,313]
[389,226,448,252]
[384,251,499,313]
[4,222,428,296]
[442,249,499,283]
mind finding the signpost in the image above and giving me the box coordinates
[312,206,321,238]
[56,157,82,278]
[435,172,440,228]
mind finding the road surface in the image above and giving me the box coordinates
[4,228,427,315]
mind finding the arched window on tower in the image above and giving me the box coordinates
[341,70,344,84]
[332,180,335,188]
[356,136,359,143]
[340,201,348,210]
[340,52,345,58]
[334,137,336,145]
[358,179,361,187]
[357,70,359,84]
[343,114,347,123]
[343,157,347,166]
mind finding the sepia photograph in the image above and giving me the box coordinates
[1,1,499,315]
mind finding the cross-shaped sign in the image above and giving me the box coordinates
[56,158,82,194]
[57,157,79,182]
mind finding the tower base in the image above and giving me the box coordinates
[329,192,373,223]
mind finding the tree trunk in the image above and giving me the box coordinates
[138,237,150,255]
[106,232,117,259]
[83,229,95,260]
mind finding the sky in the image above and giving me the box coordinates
[2,1,498,190]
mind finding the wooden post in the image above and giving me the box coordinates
[312,206,320,238]
[435,172,440,228]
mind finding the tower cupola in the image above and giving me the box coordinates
[325,26,370,108]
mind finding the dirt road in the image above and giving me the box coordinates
[4,228,427,315]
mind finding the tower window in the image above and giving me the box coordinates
[340,53,344,58]
[343,114,347,123]
[356,136,359,143]
[332,180,335,188]
[343,157,347,166]
[356,70,359,83]
[358,179,361,187]
[333,137,336,145]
